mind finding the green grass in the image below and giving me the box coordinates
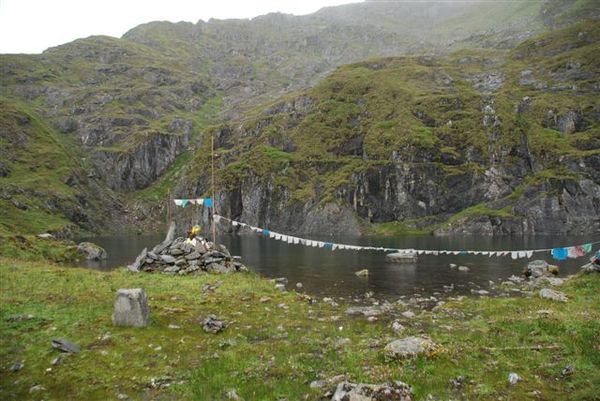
[1,256,599,400]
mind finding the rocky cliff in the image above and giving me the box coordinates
[176,20,600,236]
[0,0,598,236]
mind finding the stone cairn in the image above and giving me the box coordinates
[128,237,247,275]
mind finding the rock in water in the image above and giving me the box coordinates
[539,288,568,302]
[77,242,107,260]
[51,338,80,353]
[384,336,438,359]
[355,269,369,277]
[386,252,417,263]
[112,288,150,327]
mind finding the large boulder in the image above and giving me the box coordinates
[384,336,438,360]
[112,288,150,327]
[77,242,107,260]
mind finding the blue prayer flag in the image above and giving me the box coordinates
[551,247,568,261]
[204,198,213,208]
[324,242,333,250]
[262,229,270,236]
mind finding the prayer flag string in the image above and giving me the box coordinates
[213,214,600,261]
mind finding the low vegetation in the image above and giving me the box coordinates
[1,244,598,400]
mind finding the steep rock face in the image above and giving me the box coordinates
[1,36,214,193]
[176,21,600,236]
[93,132,190,191]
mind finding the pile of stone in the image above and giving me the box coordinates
[128,237,247,275]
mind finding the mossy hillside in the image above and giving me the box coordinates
[0,98,115,236]
[1,256,599,400]
[1,35,218,162]
[180,22,599,231]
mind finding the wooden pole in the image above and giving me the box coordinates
[211,134,216,245]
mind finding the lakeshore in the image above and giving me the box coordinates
[1,237,599,400]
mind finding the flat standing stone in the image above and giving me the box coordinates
[112,288,150,327]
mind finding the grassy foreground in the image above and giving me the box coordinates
[1,252,599,400]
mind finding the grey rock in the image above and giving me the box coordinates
[77,241,107,260]
[296,282,303,289]
[355,269,369,277]
[346,306,385,317]
[51,338,80,353]
[386,252,417,263]
[331,380,413,401]
[37,233,55,239]
[164,221,176,243]
[539,288,568,302]
[160,254,176,264]
[275,283,286,292]
[525,260,549,278]
[384,336,437,359]
[274,277,288,284]
[112,288,150,327]
[10,362,23,372]
[224,389,243,400]
[128,247,147,272]
[508,372,522,385]
[185,251,201,260]
[401,311,416,319]
[29,384,46,393]
[561,364,575,377]
[391,320,405,333]
[458,266,470,272]
[203,315,227,333]
[117,394,130,400]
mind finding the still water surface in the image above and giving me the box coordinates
[78,233,597,299]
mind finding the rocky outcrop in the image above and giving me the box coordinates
[94,132,190,191]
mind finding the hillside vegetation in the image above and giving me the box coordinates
[0,0,598,236]
[177,20,600,236]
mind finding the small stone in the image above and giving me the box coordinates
[259,296,271,303]
[37,233,55,239]
[355,269,369,277]
[51,338,80,353]
[168,324,181,329]
[548,265,559,275]
[458,266,470,272]
[202,315,227,333]
[274,277,288,284]
[367,316,378,322]
[51,355,65,365]
[508,372,522,385]
[296,282,303,289]
[160,255,176,264]
[561,364,575,377]
[539,288,568,302]
[112,288,150,327]
[224,389,243,400]
[274,283,286,292]
[401,310,416,319]
[391,320,405,333]
[10,362,23,372]
[449,264,457,269]
[29,384,46,393]
[449,375,465,390]
[117,394,129,400]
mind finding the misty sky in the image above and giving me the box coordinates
[0,0,357,54]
